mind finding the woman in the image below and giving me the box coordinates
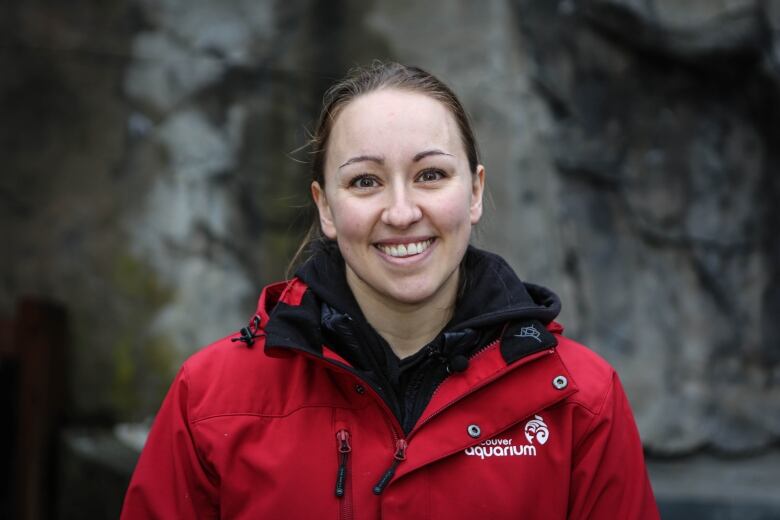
[121,62,659,519]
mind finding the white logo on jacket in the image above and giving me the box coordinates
[524,415,549,445]
[463,415,549,459]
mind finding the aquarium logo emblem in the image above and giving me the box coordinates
[463,415,550,460]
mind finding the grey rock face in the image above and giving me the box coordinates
[582,0,763,56]
[127,108,253,355]
[514,0,780,453]
[124,32,225,113]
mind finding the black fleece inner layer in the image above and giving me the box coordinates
[277,241,561,434]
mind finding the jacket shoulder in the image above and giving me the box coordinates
[176,332,354,423]
[554,335,617,416]
[176,334,293,422]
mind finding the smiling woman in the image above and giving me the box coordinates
[312,88,484,357]
[121,62,660,520]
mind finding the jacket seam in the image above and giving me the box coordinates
[571,370,616,454]
[190,402,370,426]
[182,363,222,503]
[552,345,609,416]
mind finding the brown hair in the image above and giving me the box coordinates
[288,61,481,275]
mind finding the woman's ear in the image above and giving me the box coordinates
[470,165,485,224]
[311,181,337,239]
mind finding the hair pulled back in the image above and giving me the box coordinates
[289,61,481,274]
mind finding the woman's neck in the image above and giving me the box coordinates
[346,268,458,359]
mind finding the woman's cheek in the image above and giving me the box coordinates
[432,198,471,231]
[334,213,373,246]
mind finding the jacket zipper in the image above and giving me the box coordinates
[371,340,507,495]
[371,342,506,495]
[372,438,408,494]
[335,429,353,520]
[280,350,407,496]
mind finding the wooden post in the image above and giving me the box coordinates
[0,316,18,520]
[14,300,68,520]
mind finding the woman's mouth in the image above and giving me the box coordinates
[374,238,434,258]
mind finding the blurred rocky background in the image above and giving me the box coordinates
[1,0,779,518]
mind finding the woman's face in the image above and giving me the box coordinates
[312,88,485,308]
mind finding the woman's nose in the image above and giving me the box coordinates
[381,188,422,229]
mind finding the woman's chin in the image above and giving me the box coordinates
[382,286,436,307]
[376,274,458,308]
[346,259,461,310]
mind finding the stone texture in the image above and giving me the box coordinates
[648,452,780,512]
[124,31,225,113]
[514,0,780,453]
[581,0,763,57]
[127,108,254,354]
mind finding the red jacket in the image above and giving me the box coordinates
[122,279,659,519]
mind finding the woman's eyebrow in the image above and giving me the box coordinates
[413,149,454,162]
[339,155,385,169]
[338,150,453,169]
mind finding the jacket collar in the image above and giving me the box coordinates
[258,242,561,366]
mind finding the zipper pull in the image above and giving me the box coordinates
[372,439,407,495]
[335,429,351,497]
[393,439,408,461]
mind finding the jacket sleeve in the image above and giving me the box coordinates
[120,364,219,519]
[568,373,660,520]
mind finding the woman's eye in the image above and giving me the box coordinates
[350,174,379,189]
[417,168,445,182]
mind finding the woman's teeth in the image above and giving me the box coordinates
[376,239,433,258]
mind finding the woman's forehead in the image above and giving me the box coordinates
[327,89,462,161]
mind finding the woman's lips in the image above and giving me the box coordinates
[374,238,434,258]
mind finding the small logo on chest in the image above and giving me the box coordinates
[463,415,550,459]
[516,325,542,343]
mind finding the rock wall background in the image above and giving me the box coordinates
[2,0,779,513]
